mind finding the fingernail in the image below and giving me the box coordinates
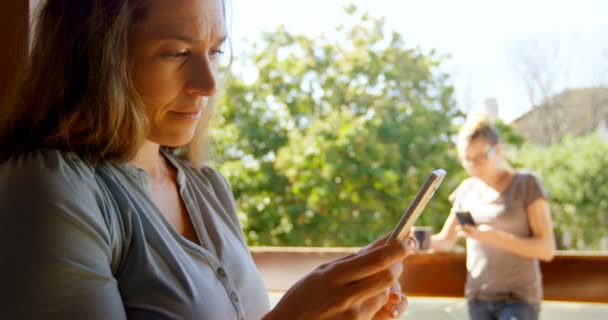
[407,238,417,248]
[389,287,401,300]
[391,307,399,318]
[389,292,401,303]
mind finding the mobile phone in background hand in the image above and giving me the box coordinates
[386,169,447,243]
[455,210,476,226]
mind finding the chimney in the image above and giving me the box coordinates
[484,97,499,122]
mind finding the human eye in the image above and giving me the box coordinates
[163,49,190,60]
[209,47,225,59]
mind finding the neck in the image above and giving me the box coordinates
[482,168,512,190]
[130,140,166,179]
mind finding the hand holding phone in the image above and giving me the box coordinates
[455,210,476,226]
[386,169,447,243]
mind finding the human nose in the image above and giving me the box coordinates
[185,55,217,97]
[465,159,480,167]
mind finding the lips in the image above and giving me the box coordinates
[172,108,202,114]
[169,109,202,119]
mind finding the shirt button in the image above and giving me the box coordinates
[230,292,239,302]
[217,268,226,278]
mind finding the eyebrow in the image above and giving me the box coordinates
[151,32,228,46]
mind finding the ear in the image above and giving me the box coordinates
[493,143,503,158]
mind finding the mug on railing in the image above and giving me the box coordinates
[411,226,433,251]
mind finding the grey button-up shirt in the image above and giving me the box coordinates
[0,149,270,319]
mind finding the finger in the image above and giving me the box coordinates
[357,291,391,320]
[318,252,357,270]
[330,240,409,284]
[388,282,401,304]
[463,224,476,233]
[359,232,393,253]
[342,265,402,305]
[406,235,417,252]
[405,230,414,239]
[373,307,397,320]
[376,293,408,320]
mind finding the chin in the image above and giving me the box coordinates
[164,135,195,147]
[469,170,485,179]
[150,130,196,148]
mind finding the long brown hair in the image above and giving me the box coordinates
[0,0,222,166]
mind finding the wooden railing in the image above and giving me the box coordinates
[251,248,608,303]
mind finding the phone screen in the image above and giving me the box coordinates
[386,169,447,243]
[455,211,476,226]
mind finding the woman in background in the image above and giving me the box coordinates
[431,115,556,320]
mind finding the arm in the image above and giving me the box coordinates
[0,152,127,319]
[461,198,556,261]
[430,211,460,252]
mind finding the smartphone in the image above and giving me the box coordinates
[455,210,476,226]
[386,169,447,243]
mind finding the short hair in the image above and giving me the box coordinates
[457,113,500,151]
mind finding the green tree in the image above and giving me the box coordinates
[211,6,464,246]
[495,119,525,147]
[514,133,608,250]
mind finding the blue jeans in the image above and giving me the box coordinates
[467,299,540,320]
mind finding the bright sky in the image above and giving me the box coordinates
[230,0,608,122]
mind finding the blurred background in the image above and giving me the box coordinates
[208,0,608,250]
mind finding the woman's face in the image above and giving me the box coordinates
[460,137,502,179]
[130,0,226,147]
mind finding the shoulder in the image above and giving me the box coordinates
[0,150,124,318]
[449,177,477,202]
[513,169,548,203]
[200,164,233,193]
[0,149,110,236]
[0,148,113,259]
[514,169,545,188]
[515,169,541,180]
[199,164,237,209]
[459,177,478,189]
[454,177,478,193]
[0,149,98,194]
[1,149,123,264]
[168,155,233,193]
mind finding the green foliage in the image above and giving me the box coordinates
[211,6,464,246]
[210,6,606,250]
[495,119,525,147]
[513,134,608,250]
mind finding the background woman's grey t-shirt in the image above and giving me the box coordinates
[0,150,270,319]
[450,171,548,303]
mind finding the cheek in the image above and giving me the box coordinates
[466,166,479,176]
[132,58,184,110]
